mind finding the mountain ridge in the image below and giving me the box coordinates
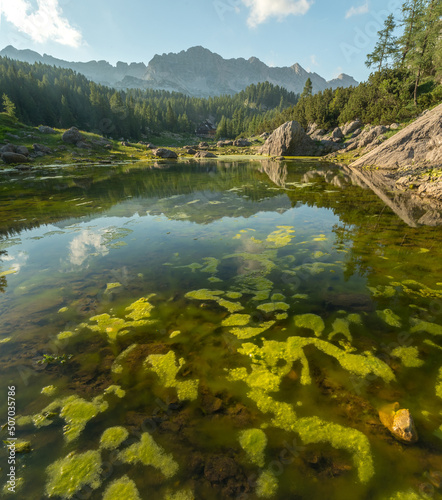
[0,45,358,97]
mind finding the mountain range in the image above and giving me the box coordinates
[0,45,358,97]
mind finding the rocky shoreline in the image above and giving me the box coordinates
[1,103,441,205]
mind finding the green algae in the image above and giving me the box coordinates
[410,319,442,336]
[60,395,109,443]
[185,289,224,301]
[368,285,397,298]
[256,469,278,498]
[102,476,141,500]
[222,314,251,327]
[58,306,69,313]
[45,450,102,498]
[164,489,195,500]
[329,318,352,343]
[293,293,308,300]
[100,426,129,450]
[170,330,181,338]
[106,282,122,292]
[226,291,242,299]
[3,477,24,494]
[145,351,199,401]
[57,331,74,341]
[112,344,138,374]
[390,279,442,300]
[275,313,288,320]
[294,314,325,337]
[265,226,295,248]
[87,314,130,341]
[257,302,289,313]
[103,385,126,398]
[386,490,422,500]
[271,293,285,301]
[376,309,402,328]
[230,321,276,340]
[125,294,155,320]
[201,257,219,274]
[118,432,178,478]
[208,276,223,283]
[436,367,442,399]
[239,428,267,467]
[391,346,424,368]
[224,250,276,275]
[182,263,203,272]
[235,275,273,301]
[294,416,374,483]
[217,298,244,313]
[41,385,57,396]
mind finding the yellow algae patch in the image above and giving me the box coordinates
[208,277,223,283]
[256,469,278,498]
[217,298,244,313]
[294,314,325,337]
[170,330,181,339]
[226,291,242,299]
[100,426,129,450]
[230,321,276,340]
[118,433,178,478]
[294,416,374,483]
[125,294,155,321]
[185,289,224,301]
[328,318,352,343]
[239,428,267,467]
[376,309,402,328]
[390,279,442,300]
[201,257,219,274]
[275,313,288,320]
[102,476,141,500]
[410,319,442,336]
[58,307,68,313]
[41,385,57,397]
[60,395,109,443]
[391,346,424,368]
[106,282,122,292]
[112,344,138,374]
[145,351,199,401]
[257,302,289,313]
[265,226,295,248]
[222,314,251,327]
[45,450,102,499]
[164,489,195,500]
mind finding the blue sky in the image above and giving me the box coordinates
[0,0,404,82]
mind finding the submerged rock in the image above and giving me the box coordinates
[379,403,418,444]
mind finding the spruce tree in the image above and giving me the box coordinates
[301,78,313,99]
[366,14,398,71]
[2,93,16,119]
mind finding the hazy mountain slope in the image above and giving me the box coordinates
[0,45,358,97]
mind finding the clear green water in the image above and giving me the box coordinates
[0,160,441,500]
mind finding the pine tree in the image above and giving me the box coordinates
[2,93,16,119]
[301,78,313,99]
[366,14,398,71]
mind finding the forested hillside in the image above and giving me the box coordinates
[283,0,441,129]
[0,57,297,140]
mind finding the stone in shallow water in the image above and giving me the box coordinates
[379,403,418,444]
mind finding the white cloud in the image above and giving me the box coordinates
[310,54,319,66]
[242,0,313,27]
[345,1,369,19]
[0,0,83,47]
[69,231,108,266]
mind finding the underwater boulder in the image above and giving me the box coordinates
[379,403,418,444]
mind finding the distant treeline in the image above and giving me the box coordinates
[0,57,297,139]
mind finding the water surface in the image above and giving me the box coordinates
[0,160,441,500]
